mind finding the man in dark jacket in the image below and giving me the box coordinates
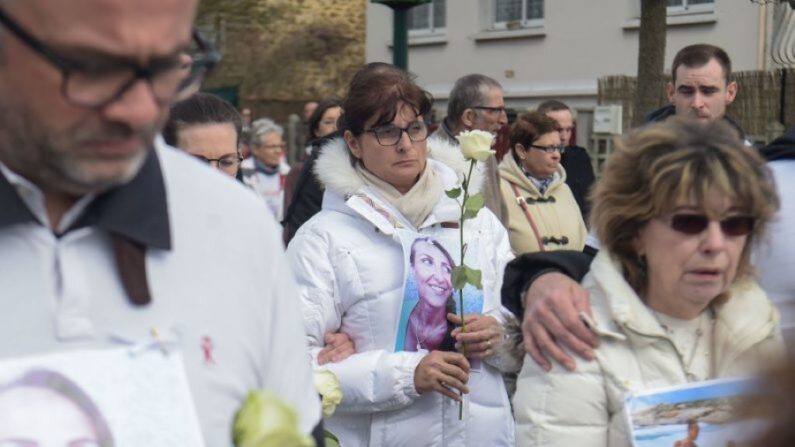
[537,100,596,221]
[645,44,745,140]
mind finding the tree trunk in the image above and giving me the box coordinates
[633,0,667,127]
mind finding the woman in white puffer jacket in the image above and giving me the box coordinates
[513,119,784,447]
[286,63,517,446]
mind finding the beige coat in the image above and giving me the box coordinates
[498,154,587,255]
[513,250,785,447]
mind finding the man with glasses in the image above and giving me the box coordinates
[430,74,509,224]
[0,1,320,445]
[163,92,244,178]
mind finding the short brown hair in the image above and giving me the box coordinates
[537,100,571,115]
[508,112,560,165]
[590,118,778,298]
[163,93,243,146]
[671,43,732,84]
[338,63,432,137]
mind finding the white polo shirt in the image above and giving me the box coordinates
[0,139,320,446]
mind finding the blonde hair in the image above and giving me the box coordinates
[590,118,778,297]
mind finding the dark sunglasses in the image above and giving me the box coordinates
[664,214,755,237]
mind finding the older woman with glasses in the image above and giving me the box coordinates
[163,93,243,178]
[513,119,784,447]
[286,63,517,446]
[499,112,587,255]
[241,118,291,221]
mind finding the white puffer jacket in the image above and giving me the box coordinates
[286,137,516,446]
[513,250,784,447]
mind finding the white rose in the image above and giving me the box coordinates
[232,390,314,447]
[456,130,495,161]
[314,369,343,418]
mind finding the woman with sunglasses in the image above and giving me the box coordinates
[286,63,516,446]
[513,118,784,447]
[499,112,588,255]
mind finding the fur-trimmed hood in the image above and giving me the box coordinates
[313,135,484,198]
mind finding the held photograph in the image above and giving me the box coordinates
[624,378,770,447]
[393,229,485,353]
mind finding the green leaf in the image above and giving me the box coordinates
[462,208,479,220]
[445,187,462,199]
[464,266,483,289]
[451,266,467,290]
[325,429,340,447]
[464,193,485,215]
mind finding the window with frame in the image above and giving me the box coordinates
[493,0,543,29]
[667,0,714,14]
[408,0,446,34]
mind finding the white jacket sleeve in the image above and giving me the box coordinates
[513,354,610,447]
[287,228,425,414]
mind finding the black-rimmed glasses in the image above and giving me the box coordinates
[529,144,566,154]
[0,8,219,108]
[472,106,507,114]
[364,121,429,146]
[191,153,242,171]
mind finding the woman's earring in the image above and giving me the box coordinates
[636,254,648,276]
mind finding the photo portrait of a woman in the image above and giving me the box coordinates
[0,368,115,447]
[403,237,457,352]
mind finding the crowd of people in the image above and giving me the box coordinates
[1,0,795,446]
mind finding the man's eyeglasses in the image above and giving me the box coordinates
[529,144,566,154]
[662,214,755,237]
[472,106,507,114]
[364,121,429,146]
[191,153,242,171]
[0,8,219,109]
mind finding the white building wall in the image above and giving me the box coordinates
[366,0,765,115]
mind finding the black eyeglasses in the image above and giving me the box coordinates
[662,214,755,237]
[472,106,507,114]
[0,8,219,108]
[191,153,242,170]
[364,121,429,146]
[529,144,566,154]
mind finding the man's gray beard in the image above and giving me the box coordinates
[0,101,151,197]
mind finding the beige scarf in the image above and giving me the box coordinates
[355,161,443,229]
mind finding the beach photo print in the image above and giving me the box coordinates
[624,378,770,447]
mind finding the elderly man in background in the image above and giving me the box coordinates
[431,74,509,223]
[0,0,320,445]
